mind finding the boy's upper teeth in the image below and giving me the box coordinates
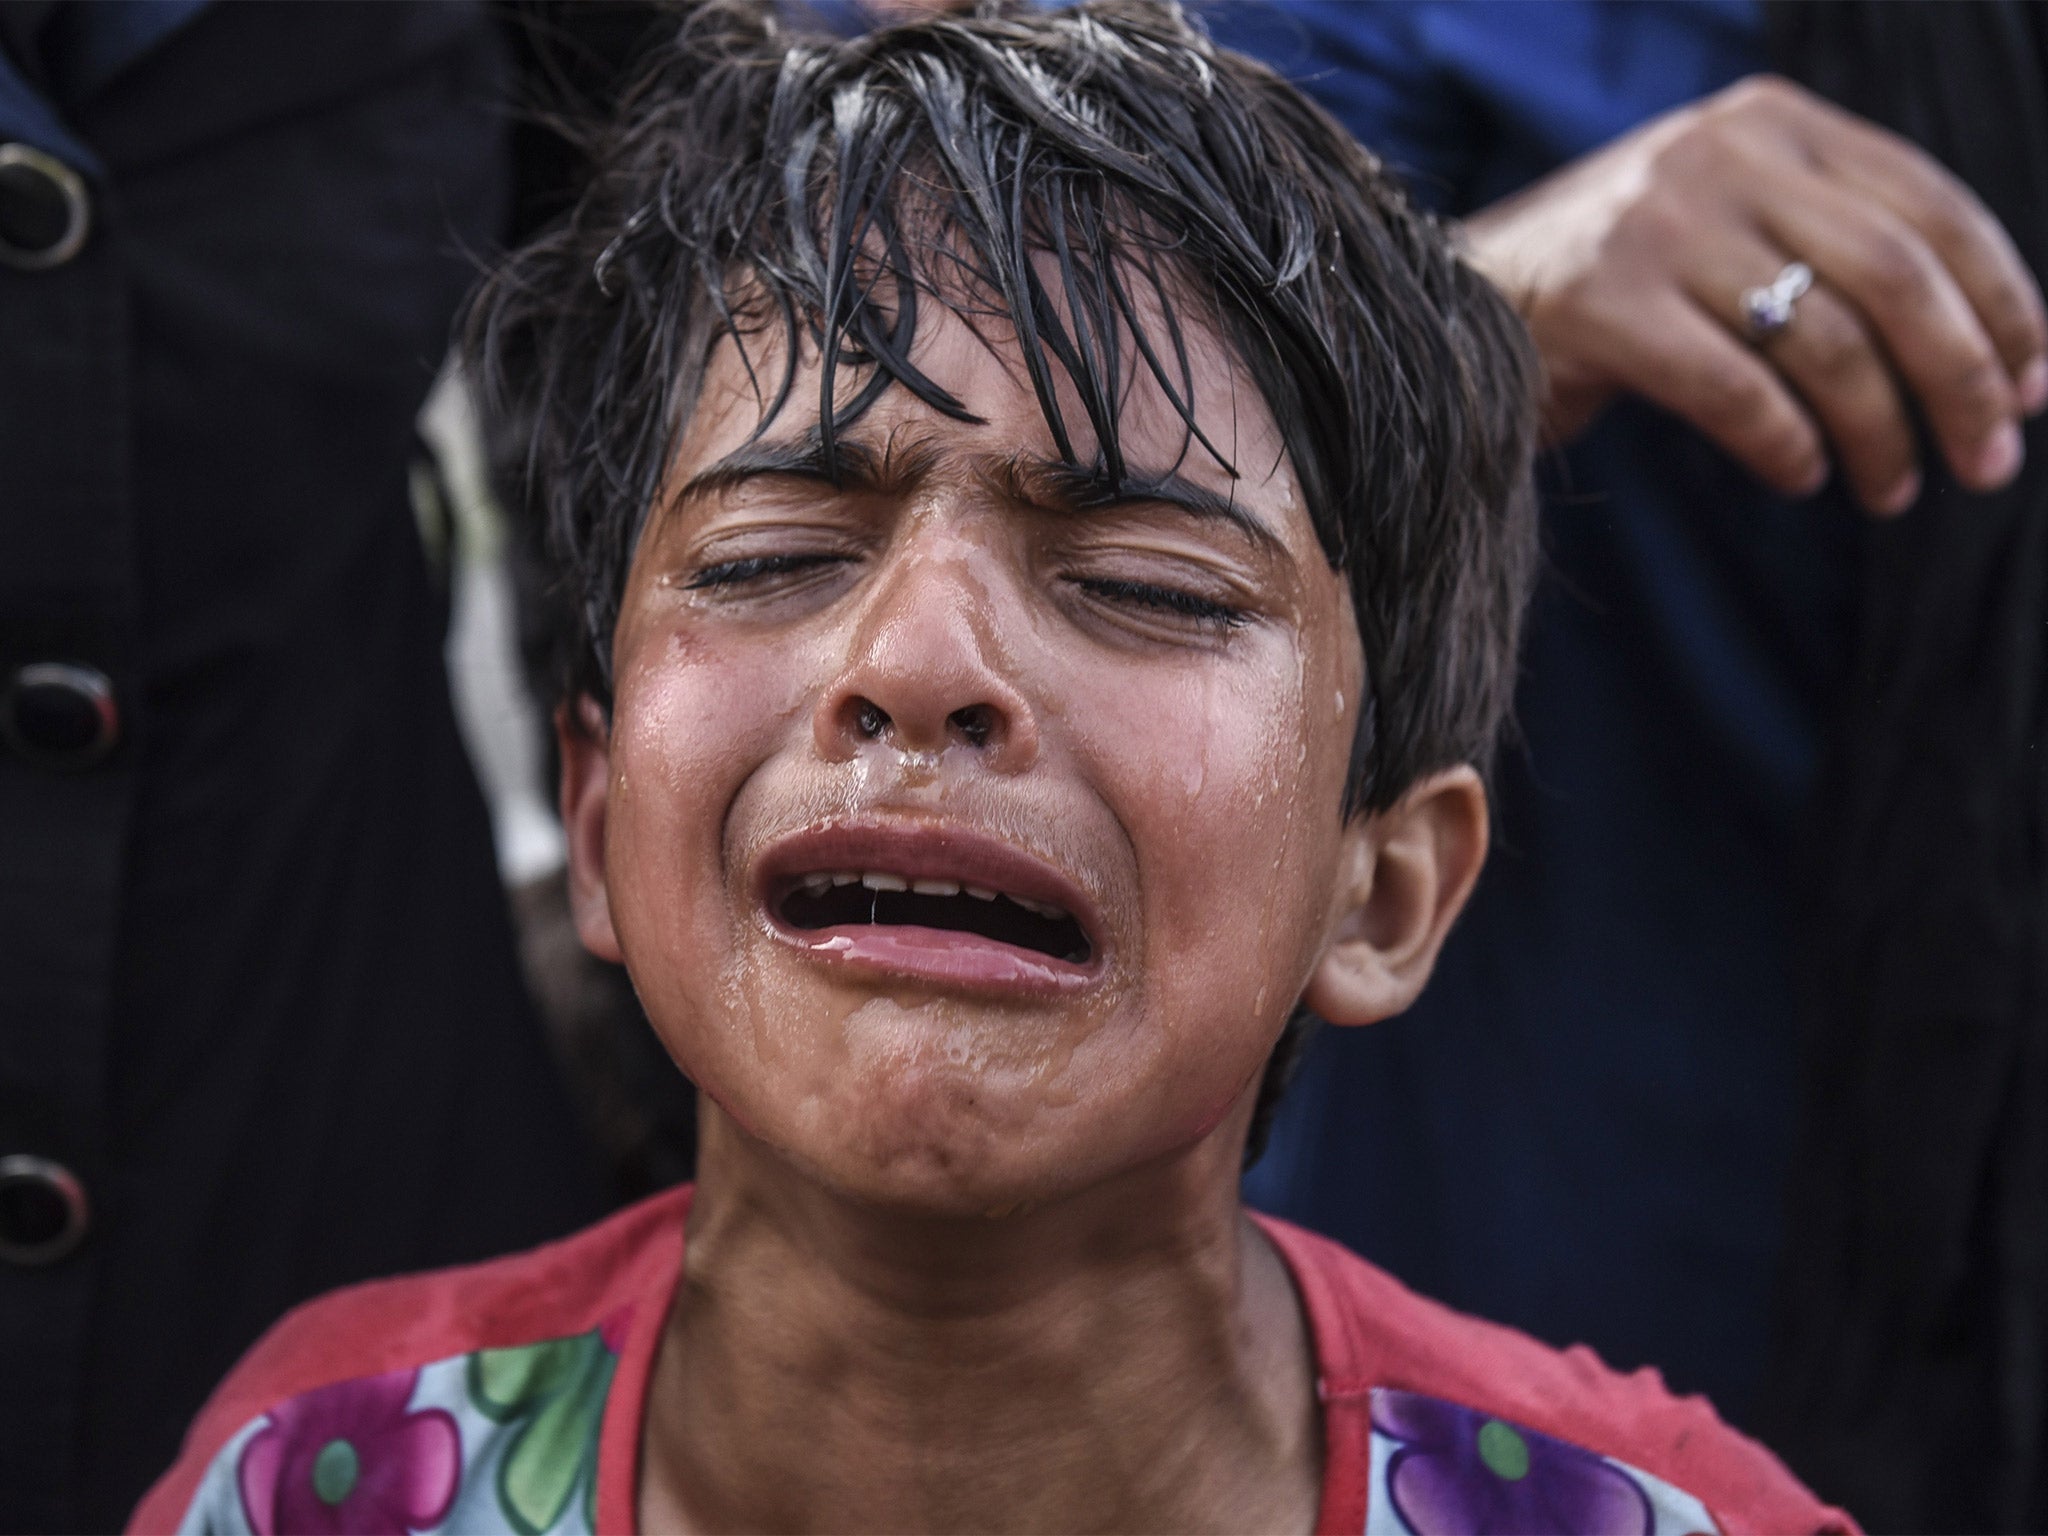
[802,872,1069,921]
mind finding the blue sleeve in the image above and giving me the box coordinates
[1202,1,1763,216]
[0,0,207,168]
[1196,2,1486,213]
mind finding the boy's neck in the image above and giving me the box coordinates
[637,1107,1323,1534]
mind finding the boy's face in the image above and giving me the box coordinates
[566,289,1403,1215]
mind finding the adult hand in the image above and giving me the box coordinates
[1463,75,2048,515]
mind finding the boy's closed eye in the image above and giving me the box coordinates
[663,437,1284,640]
[685,551,855,590]
[1064,575,1248,629]
[690,554,1247,631]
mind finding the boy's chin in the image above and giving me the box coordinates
[787,1072,1117,1219]
[684,993,1265,1221]
[723,1068,1246,1227]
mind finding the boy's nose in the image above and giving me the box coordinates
[843,698,998,750]
[812,554,1039,772]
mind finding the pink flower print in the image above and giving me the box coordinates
[236,1367,461,1536]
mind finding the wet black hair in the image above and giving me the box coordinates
[470,0,1538,1160]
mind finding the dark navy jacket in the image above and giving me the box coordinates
[0,7,597,1527]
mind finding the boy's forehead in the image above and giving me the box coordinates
[673,280,1304,525]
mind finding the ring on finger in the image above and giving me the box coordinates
[1742,261,1814,341]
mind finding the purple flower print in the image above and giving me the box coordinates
[237,1367,461,1536]
[1374,1388,1653,1536]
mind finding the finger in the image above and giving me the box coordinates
[1801,100,2048,409]
[1761,169,2025,492]
[1607,293,1828,497]
[1701,248,1919,514]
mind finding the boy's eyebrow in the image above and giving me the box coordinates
[998,456,1287,558]
[670,432,1286,557]
[668,430,864,507]
[668,428,948,508]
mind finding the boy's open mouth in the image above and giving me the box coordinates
[778,873,1092,965]
[755,822,1105,994]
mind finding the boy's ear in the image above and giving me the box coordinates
[1303,766,1489,1027]
[557,695,624,964]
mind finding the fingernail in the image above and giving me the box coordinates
[1973,422,2025,487]
[1874,471,1921,517]
[2021,357,2048,415]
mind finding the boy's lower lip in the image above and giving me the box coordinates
[768,920,1099,996]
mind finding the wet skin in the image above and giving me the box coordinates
[559,298,1490,1533]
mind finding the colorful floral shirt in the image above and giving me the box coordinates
[131,1188,1855,1535]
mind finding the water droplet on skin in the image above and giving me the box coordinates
[1179,671,1216,801]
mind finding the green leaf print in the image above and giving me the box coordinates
[466,1329,618,1536]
